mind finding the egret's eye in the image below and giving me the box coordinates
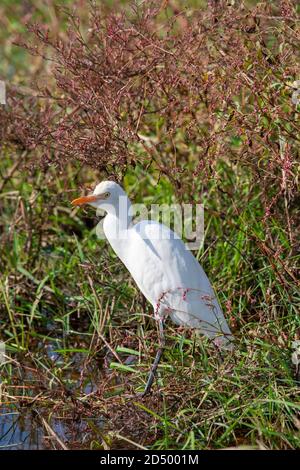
[103,192,110,198]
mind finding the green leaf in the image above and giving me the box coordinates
[109,362,136,373]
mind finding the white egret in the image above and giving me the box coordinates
[71,181,233,394]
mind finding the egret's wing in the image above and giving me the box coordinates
[130,221,233,347]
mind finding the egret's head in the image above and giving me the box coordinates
[71,181,127,213]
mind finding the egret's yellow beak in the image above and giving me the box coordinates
[71,195,99,206]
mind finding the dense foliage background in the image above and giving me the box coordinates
[0,0,299,450]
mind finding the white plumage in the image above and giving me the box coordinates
[72,181,233,393]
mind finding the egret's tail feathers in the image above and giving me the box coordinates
[157,287,234,350]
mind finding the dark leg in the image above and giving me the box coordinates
[143,318,165,395]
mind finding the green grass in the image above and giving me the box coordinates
[0,157,299,450]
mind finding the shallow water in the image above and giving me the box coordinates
[0,336,114,450]
[0,405,106,450]
[0,407,43,450]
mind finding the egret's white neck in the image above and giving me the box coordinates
[103,195,133,235]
